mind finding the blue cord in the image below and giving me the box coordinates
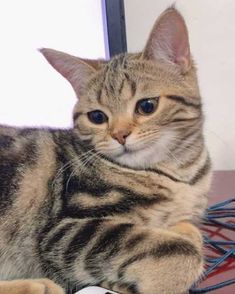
[190,278,235,293]
[208,219,235,229]
[204,247,235,276]
[190,197,235,293]
[206,214,235,219]
[205,240,235,246]
[208,198,235,210]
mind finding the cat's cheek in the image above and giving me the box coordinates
[88,129,110,146]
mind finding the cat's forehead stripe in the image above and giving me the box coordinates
[118,78,125,96]
[124,73,137,97]
[107,54,127,71]
[96,57,138,103]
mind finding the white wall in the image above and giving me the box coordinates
[124,0,235,170]
[0,0,107,128]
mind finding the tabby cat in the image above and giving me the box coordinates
[0,8,211,294]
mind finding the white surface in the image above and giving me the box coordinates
[0,0,107,128]
[75,286,118,294]
[124,0,235,170]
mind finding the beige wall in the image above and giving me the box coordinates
[124,0,235,170]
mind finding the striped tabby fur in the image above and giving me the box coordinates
[0,8,211,294]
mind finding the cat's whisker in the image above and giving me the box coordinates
[125,134,162,150]
[54,147,97,177]
[165,148,185,166]
[137,130,160,138]
[168,135,202,153]
[169,125,202,134]
[66,151,101,190]
[52,148,98,191]
[76,150,98,171]
[76,147,97,160]
[76,149,102,174]
[51,160,74,188]
[76,152,104,185]
[79,153,98,171]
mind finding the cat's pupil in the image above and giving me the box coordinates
[88,110,108,124]
[136,98,158,115]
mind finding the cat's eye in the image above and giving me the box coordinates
[87,110,108,124]
[136,98,159,115]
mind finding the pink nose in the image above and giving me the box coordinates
[111,130,131,145]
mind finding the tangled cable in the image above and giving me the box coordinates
[190,198,235,293]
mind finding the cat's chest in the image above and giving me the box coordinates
[116,167,209,226]
[68,163,207,225]
[129,183,206,228]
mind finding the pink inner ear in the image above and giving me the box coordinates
[144,8,191,73]
[170,18,190,63]
[40,48,96,96]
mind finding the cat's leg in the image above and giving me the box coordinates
[39,219,203,294]
[0,279,64,294]
[94,221,203,294]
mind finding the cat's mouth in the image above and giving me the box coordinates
[104,144,137,160]
[110,142,158,168]
[100,141,153,164]
[123,145,135,154]
[115,144,143,158]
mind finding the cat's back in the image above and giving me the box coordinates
[0,124,60,160]
[0,124,59,218]
[0,125,60,278]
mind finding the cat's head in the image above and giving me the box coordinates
[41,7,202,169]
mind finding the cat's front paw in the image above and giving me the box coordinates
[0,279,64,294]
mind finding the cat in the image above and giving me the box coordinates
[0,7,211,294]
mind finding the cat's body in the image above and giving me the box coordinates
[0,8,212,294]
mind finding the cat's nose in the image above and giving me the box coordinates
[112,130,131,145]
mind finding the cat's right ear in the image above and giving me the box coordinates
[40,48,99,97]
[143,7,191,74]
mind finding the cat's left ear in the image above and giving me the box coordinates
[40,48,101,97]
[143,7,191,74]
